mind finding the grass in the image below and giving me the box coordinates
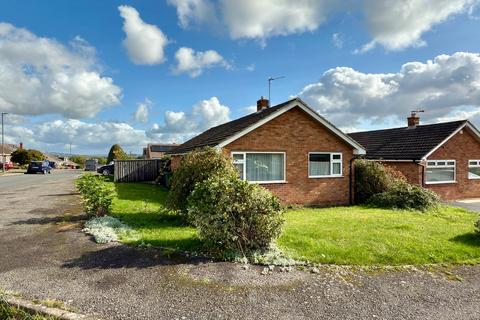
[107,182,480,266]
[278,206,480,266]
[109,182,201,251]
[0,301,58,320]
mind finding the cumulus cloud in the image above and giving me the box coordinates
[173,47,230,77]
[359,0,479,51]
[167,0,218,28]
[299,52,480,128]
[168,0,478,50]
[118,5,169,65]
[133,99,152,123]
[0,23,121,118]
[151,96,230,135]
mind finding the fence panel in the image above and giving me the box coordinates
[114,159,161,182]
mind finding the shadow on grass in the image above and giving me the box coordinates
[62,241,207,270]
[450,233,480,247]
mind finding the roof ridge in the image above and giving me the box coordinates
[349,119,467,135]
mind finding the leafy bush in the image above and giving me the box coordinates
[76,173,116,217]
[82,216,131,243]
[355,159,406,204]
[475,218,480,235]
[367,181,440,211]
[167,147,238,217]
[107,144,129,163]
[10,148,44,165]
[188,175,284,254]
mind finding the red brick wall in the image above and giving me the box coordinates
[426,127,480,200]
[170,155,182,171]
[223,107,355,206]
[382,162,423,185]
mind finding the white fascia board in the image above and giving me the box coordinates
[422,122,468,160]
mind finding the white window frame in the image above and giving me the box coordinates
[231,151,286,184]
[308,152,343,178]
[468,160,480,180]
[425,160,456,184]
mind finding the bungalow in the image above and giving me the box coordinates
[349,113,480,200]
[169,97,366,206]
[143,143,178,159]
[0,143,18,164]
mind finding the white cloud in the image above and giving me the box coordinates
[173,47,230,77]
[360,0,479,51]
[118,5,169,65]
[133,99,152,123]
[167,0,218,28]
[0,23,121,118]
[299,52,480,128]
[151,96,230,134]
[332,33,343,49]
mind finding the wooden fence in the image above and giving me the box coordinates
[114,159,162,182]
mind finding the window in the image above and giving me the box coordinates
[232,152,285,183]
[426,160,456,184]
[468,160,480,179]
[308,152,342,178]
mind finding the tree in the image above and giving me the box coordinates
[27,149,44,161]
[70,155,87,168]
[96,157,107,165]
[107,144,128,163]
[11,149,30,165]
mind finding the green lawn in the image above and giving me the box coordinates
[110,182,201,251]
[279,206,480,265]
[0,301,58,320]
[108,182,480,265]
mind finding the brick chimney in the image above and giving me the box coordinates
[257,96,269,111]
[407,109,424,127]
[19,142,23,149]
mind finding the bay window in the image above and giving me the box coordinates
[308,152,342,178]
[468,160,480,179]
[232,152,285,183]
[425,160,456,184]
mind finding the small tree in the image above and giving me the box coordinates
[107,144,128,163]
[70,155,87,168]
[27,149,44,161]
[166,147,238,218]
[10,149,30,165]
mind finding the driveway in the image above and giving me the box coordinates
[449,198,480,213]
[1,173,480,320]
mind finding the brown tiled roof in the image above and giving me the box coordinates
[348,120,467,160]
[0,144,17,155]
[169,99,296,154]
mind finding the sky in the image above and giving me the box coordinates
[1,0,480,155]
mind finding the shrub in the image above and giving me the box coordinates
[187,175,284,254]
[475,218,480,235]
[167,147,238,217]
[367,181,440,211]
[76,173,116,217]
[107,144,129,163]
[355,159,406,204]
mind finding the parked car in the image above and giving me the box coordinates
[97,162,114,175]
[0,162,14,170]
[85,159,99,171]
[26,160,51,174]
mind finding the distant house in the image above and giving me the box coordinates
[169,98,366,206]
[349,114,480,200]
[0,143,18,163]
[143,143,178,159]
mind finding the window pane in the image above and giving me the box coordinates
[246,153,284,181]
[470,161,478,166]
[333,162,341,175]
[437,161,446,166]
[426,167,454,182]
[234,163,244,180]
[427,161,435,166]
[309,154,330,176]
[447,161,455,166]
[233,153,244,161]
[332,154,341,160]
[469,167,480,179]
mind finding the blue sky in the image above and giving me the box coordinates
[1,0,480,155]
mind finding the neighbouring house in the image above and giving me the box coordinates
[349,113,480,200]
[0,143,19,163]
[143,143,178,159]
[169,97,366,206]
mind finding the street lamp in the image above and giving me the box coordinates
[1,112,7,173]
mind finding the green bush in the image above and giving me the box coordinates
[475,218,480,235]
[188,174,284,254]
[355,159,406,204]
[167,147,238,217]
[107,144,129,163]
[367,181,440,211]
[76,173,116,217]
